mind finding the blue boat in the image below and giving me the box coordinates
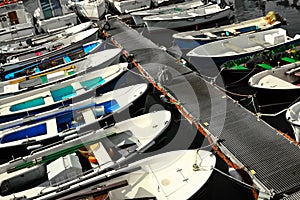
[0,84,148,150]
[0,110,171,197]
[0,63,128,124]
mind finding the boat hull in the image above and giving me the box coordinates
[251,87,300,112]
[71,0,106,20]
[2,29,100,73]
[286,102,300,142]
[188,35,300,67]
[144,6,232,30]
[221,68,265,86]
[173,20,282,49]
[37,13,78,34]
[109,0,151,14]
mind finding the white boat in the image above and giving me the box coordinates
[4,149,216,199]
[67,0,106,21]
[25,21,94,47]
[0,48,122,98]
[248,60,300,111]
[0,1,35,43]
[286,101,300,142]
[131,0,204,25]
[0,27,99,56]
[108,0,152,14]
[143,3,233,30]
[187,28,300,65]
[33,0,78,34]
[0,83,147,149]
[0,62,128,124]
[0,110,172,197]
[105,150,216,200]
[173,11,283,48]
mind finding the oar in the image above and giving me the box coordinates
[7,131,118,173]
[27,166,141,200]
[9,65,76,85]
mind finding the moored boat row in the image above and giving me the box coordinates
[1,0,300,199]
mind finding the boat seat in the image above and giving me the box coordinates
[46,118,58,136]
[222,42,246,53]
[258,74,295,87]
[248,36,272,48]
[81,109,96,124]
[4,83,19,93]
[92,141,114,168]
[71,82,85,95]
[19,78,43,89]
[281,57,298,63]
[229,65,248,70]
[44,95,54,104]
[257,63,273,70]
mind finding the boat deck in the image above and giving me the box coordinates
[101,19,300,199]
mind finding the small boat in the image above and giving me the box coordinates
[0,48,122,98]
[286,101,300,142]
[130,0,204,25]
[0,83,147,150]
[0,21,92,47]
[102,150,216,200]
[0,39,103,82]
[187,28,300,66]
[18,21,94,47]
[143,3,233,30]
[0,27,99,56]
[67,0,106,21]
[0,62,128,123]
[107,0,152,14]
[4,149,216,199]
[248,61,300,111]
[33,0,78,34]
[173,11,284,49]
[220,42,300,85]
[0,110,172,197]
[0,1,35,44]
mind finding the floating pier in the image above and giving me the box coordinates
[100,18,300,200]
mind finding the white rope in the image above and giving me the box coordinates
[258,108,288,117]
[212,167,271,196]
[126,67,147,79]
[199,67,226,83]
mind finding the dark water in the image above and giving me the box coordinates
[9,1,300,199]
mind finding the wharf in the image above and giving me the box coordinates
[100,19,300,200]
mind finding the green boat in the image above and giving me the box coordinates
[220,42,300,85]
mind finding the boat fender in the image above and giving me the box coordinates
[26,38,33,46]
[0,180,9,196]
[0,53,7,64]
[100,21,110,31]
[157,66,172,85]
